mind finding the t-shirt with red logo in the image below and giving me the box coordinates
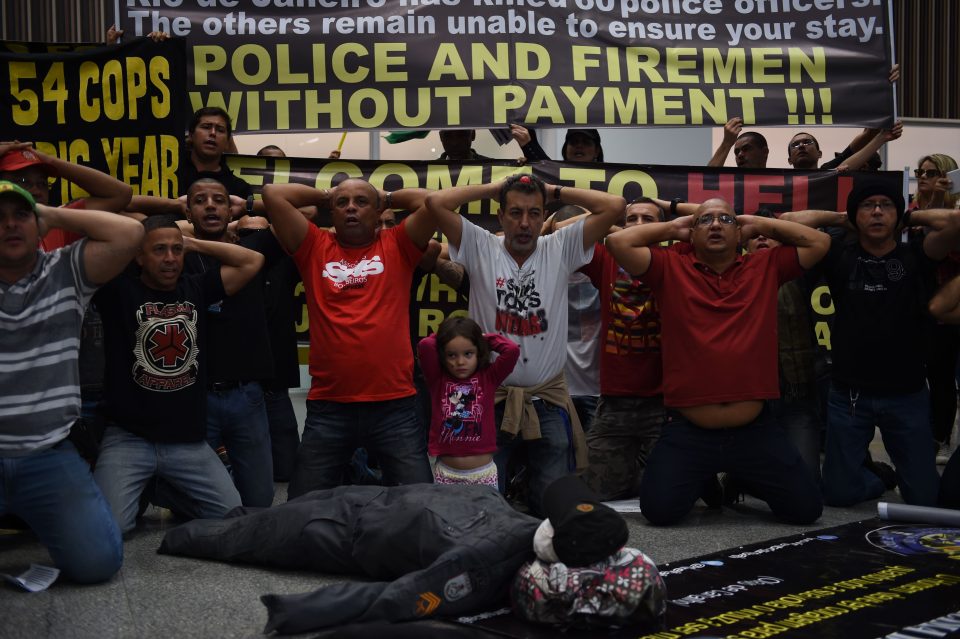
[95,269,225,443]
[643,244,803,408]
[294,221,424,401]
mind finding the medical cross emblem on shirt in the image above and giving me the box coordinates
[148,323,190,368]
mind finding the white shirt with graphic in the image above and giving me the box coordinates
[450,218,593,387]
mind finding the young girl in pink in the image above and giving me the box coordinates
[418,316,520,487]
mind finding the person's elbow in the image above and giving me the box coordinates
[929,293,958,324]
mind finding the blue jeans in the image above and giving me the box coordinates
[1,439,122,583]
[265,389,300,482]
[823,386,939,507]
[494,400,576,517]
[206,382,274,507]
[288,395,432,499]
[769,394,822,483]
[94,427,242,534]
[639,406,822,525]
[571,395,599,433]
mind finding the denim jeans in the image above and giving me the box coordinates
[94,427,242,534]
[1,439,122,583]
[570,395,599,433]
[494,399,576,517]
[265,389,300,482]
[769,394,822,483]
[823,385,939,507]
[206,382,275,507]
[288,395,431,499]
[639,405,822,526]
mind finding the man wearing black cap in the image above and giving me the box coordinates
[783,180,960,507]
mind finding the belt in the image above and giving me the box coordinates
[207,380,251,391]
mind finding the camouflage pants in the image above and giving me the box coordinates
[579,395,665,500]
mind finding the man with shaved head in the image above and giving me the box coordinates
[264,178,441,496]
[606,199,831,525]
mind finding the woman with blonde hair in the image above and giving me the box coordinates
[912,153,957,211]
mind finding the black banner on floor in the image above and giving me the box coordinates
[455,520,960,639]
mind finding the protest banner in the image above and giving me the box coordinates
[115,0,896,133]
[0,37,187,201]
[458,520,960,639]
[225,154,899,352]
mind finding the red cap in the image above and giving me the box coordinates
[0,149,58,176]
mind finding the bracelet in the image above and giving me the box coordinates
[246,195,255,214]
[555,185,564,200]
[385,191,393,209]
[670,197,684,218]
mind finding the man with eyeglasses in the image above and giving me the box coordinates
[606,198,830,525]
[782,180,960,508]
[0,141,133,250]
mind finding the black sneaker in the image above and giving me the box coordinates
[865,460,897,490]
[719,473,745,505]
[700,475,723,508]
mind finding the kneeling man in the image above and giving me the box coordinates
[607,199,829,525]
[93,216,263,533]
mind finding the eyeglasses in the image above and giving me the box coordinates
[789,139,816,150]
[914,168,942,179]
[696,213,737,226]
[858,199,896,212]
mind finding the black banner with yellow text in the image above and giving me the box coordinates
[226,154,899,352]
[0,37,186,201]
[115,0,895,133]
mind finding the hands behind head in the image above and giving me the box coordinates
[671,215,693,243]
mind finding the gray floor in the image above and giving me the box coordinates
[0,409,942,639]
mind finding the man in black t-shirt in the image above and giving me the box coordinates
[176,107,252,200]
[93,216,264,533]
[783,180,960,508]
[182,178,286,506]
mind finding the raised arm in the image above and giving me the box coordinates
[835,122,903,173]
[605,216,693,276]
[392,188,437,249]
[183,236,264,296]
[779,209,850,230]
[929,273,960,324]
[262,183,331,253]
[549,185,625,249]
[738,215,831,269]
[707,117,742,168]
[911,207,960,261]
[425,182,501,250]
[35,149,132,212]
[35,203,143,285]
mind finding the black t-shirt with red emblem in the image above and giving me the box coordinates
[95,269,225,443]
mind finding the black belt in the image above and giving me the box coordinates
[208,380,251,391]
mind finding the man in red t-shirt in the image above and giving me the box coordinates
[577,197,668,500]
[264,179,440,497]
[606,198,830,525]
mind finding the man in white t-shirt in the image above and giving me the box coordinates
[426,174,624,514]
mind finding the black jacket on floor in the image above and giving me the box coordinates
[159,484,540,635]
